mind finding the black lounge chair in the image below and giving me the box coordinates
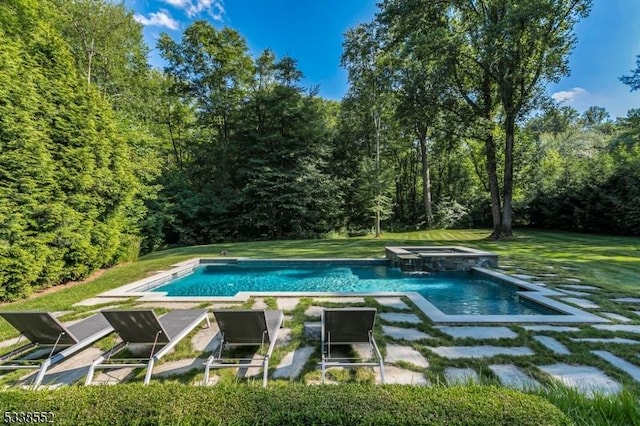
[85,309,210,385]
[321,308,385,384]
[204,309,283,387]
[0,311,113,388]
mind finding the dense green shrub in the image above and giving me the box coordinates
[0,384,572,426]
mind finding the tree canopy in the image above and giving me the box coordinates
[0,0,638,300]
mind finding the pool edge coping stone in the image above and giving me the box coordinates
[96,257,610,324]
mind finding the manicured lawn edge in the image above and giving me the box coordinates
[0,383,572,426]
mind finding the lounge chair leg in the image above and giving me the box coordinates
[262,357,269,388]
[379,361,385,384]
[144,358,155,385]
[321,359,325,385]
[85,356,104,386]
[32,359,51,389]
[203,356,213,386]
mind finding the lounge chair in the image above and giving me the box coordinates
[204,309,283,388]
[85,309,210,385]
[0,311,113,388]
[321,308,385,384]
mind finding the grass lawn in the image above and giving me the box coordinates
[0,228,639,425]
[1,228,639,340]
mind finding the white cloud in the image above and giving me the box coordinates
[162,0,191,7]
[551,87,587,103]
[134,11,180,30]
[162,0,225,21]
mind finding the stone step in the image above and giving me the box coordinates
[375,297,410,310]
[273,346,315,379]
[489,364,541,390]
[445,367,479,385]
[385,344,429,368]
[435,326,518,340]
[559,297,599,309]
[533,336,571,355]
[522,325,580,333]
[538,363,622,396]
[379,312,422,324]
[426,346,534,359]
[591,350,640,383]
[382,325,432,341]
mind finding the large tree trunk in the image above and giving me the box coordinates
[419,136,434,228]
[374,111,382,238]
[500,113,516,237]
[485,132,503,238]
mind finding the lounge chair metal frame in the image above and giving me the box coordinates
[85,309,210,385]
[0,312,113,389]
[321,308,385,384]
[204,309,283,388]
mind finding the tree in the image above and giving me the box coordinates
[53,0,149,100]
[0,0,145,299]
[621,54,640,90]
[378,0,591,238]
[341,23,394,237]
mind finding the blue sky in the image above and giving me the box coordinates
[127,0,640,119]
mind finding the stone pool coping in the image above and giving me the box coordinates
[97,258,608,324]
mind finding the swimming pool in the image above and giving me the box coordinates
[151,263,558,316]
[98,256,608,323]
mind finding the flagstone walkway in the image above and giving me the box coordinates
[2,264,639,399]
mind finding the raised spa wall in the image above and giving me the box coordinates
[386,246,498,272]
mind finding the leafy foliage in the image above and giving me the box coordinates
[0,384,572,426]
[0,0,147,299]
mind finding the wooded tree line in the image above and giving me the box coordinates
[1,0,639,299]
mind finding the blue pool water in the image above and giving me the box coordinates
[152,264,560,315]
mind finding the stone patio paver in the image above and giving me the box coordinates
[192,321,220,352]
[538,363,622,396]
[533,336,570,355]
[593,324,640,334]
[558,284,598,291]
[445,367,479,385]
[385,344,429,368]
[522,325,580,332]
[74,297,125,307]
[375,297,410,310]
[209,302,243,309]
[570,337,639,344]
[155,358,205,378]
[489,364,541,390]
[376,365,429,385]
[426,346,534,359]
[304,306,324,317]
[26,347,103,388]
[556,289,592,297]
[379,312,422,324]
[613,298,640,303]
[273,346,315,379]
[382,325,432,341]
[600,312,632,323]
[135,302,201,309]
[559,297,599,309]
[436,326,518,340]
[512,274,534,280]
[304,322,321,340]
[314,297,365,304]
[276,298,299,311]
[0,336,21,349]
[251,298,268,309]
[592,351,640,383]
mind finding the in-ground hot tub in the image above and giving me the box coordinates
[386,246,498,271]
